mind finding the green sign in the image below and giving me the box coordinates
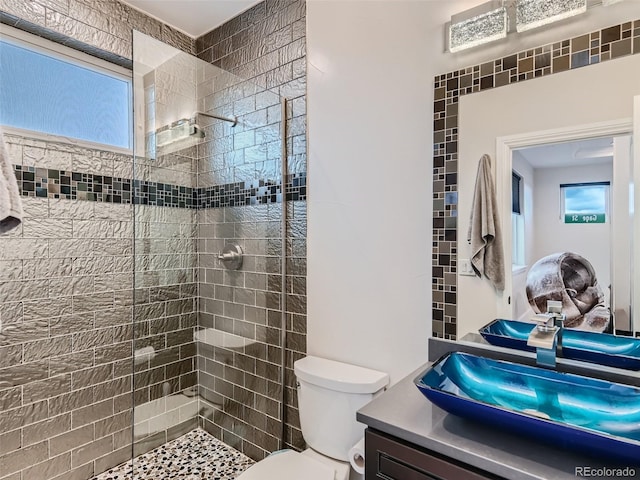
[564,213,606,224]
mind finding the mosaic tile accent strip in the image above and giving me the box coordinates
[432,19,640,340]
[197,173,307,208]
[93,428,254,480]
[13,164,307,209]
[14,164,135,203]
[136,181,194,208]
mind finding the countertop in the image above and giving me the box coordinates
[357,361,639,480]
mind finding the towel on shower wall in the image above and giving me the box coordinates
[467,154,505,291]
[0,128,23,234]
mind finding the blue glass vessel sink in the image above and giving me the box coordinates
[480,319,640,370]
[415,352,640,463]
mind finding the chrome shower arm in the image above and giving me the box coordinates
[192,111,238,127]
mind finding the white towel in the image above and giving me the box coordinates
[0,128,23,234]
[467,154,504,291]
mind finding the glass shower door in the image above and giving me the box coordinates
[132,30,291,466]
[131,31,201,458]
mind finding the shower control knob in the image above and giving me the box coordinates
[216,243,243,270]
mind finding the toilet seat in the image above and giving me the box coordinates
[237,450,336,480]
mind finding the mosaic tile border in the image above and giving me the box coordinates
[197,173,307,208]
[431,19,640,340]
[13,164,307,209]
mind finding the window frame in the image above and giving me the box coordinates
[0,24,133,154]
[512,171,522,215]
[560,181,610,224]
[511,170,525,268]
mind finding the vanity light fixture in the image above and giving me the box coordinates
[448,0,508,53]
[515,0,587,32]
[447,0,610,52]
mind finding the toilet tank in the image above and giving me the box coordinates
[294,356,389,462]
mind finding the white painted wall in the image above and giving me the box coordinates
[533,163,612,297]
[306,1,440,384]
[306,0,640,384]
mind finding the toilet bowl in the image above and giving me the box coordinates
[236,356,389,480]
[238,449,350,480]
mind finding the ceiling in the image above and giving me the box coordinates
[121,0,262,38]
[515,137,615,169]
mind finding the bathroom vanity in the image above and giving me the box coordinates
[357,339,640,480]
[364,428,498,480]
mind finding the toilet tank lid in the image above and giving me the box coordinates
[294,356,389,394]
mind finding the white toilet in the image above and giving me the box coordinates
[237,356,389,480]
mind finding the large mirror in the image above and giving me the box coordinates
[433,22,640,346]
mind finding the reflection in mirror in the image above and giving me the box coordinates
[510,138,621,334]
[455,51,640,347]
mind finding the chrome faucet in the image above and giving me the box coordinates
[526,300,565,368]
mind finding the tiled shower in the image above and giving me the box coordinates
[0,0,306,479]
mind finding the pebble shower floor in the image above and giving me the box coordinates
[94,429,254,480]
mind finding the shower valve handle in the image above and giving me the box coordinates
[216,243,243,270]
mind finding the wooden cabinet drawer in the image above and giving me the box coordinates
[365,428,503,480]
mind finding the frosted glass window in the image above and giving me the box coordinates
[512,213,525,266]
[0,37,132,149]
[516,0,587,33]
